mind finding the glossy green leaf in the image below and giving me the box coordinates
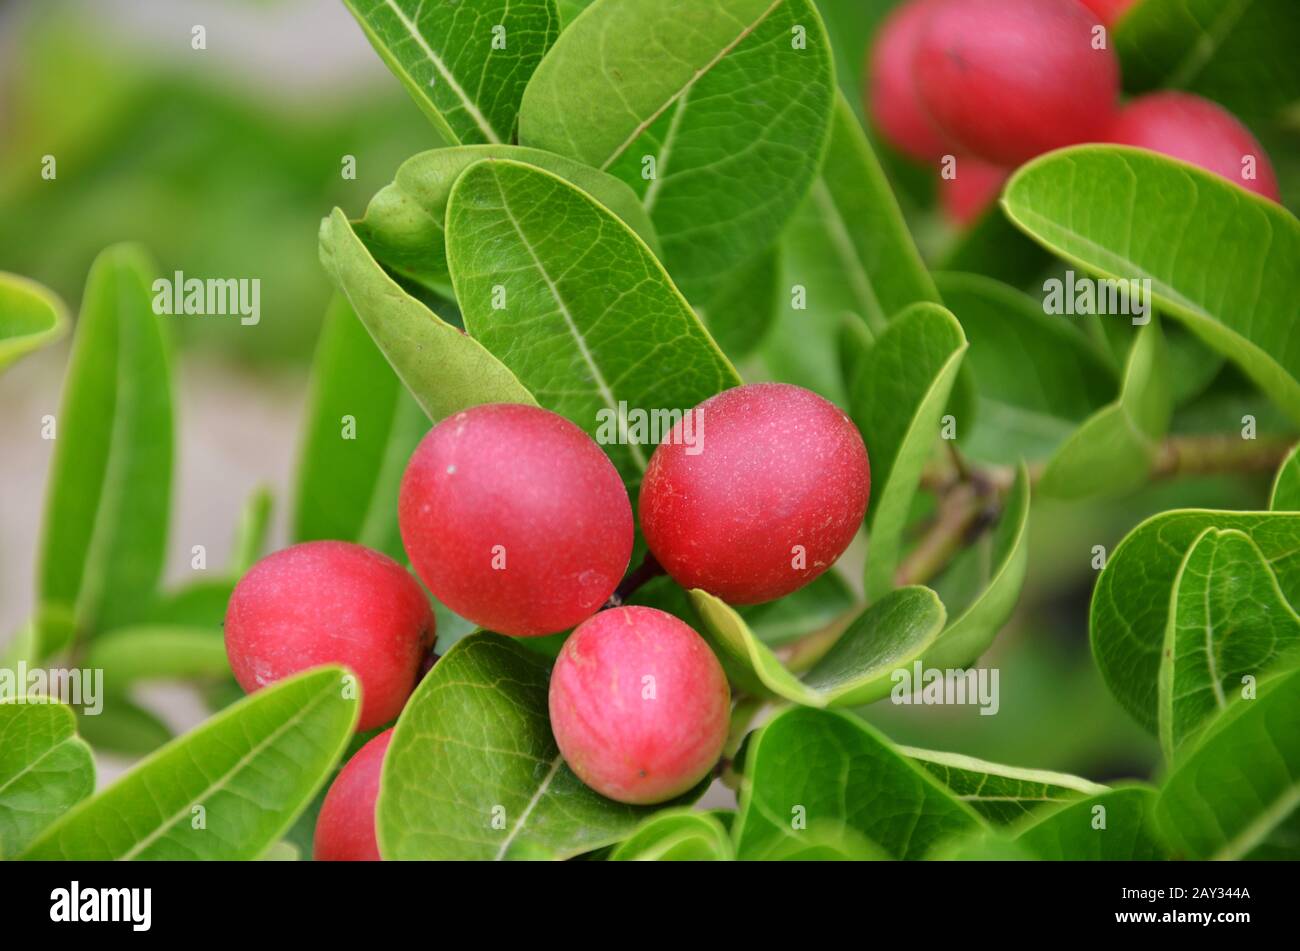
[318,208,536,423]
[36,244,172,658]
[444,158,741,490]
[691,586,945,707]
[1158,528,1300,760]
[1037,318,1171,499]
[1156,666,1300,859]
[294,296,427,560]
[520,0,835,304]
[733,707,983,860]
[923,463,1031,670]
[1272,445,1300,510]
[768,94,940,404]
[342,0,559,144]
[84,626,230,689]
[22,666,358,860]
[697,246,780,360]
[379,633,691,860]
[610,810,734,860]
[1115,0,1300,124]
[1014,787,1165,860]
[353,145,658,290]
[740,569,856,647]
[0,702,94,858]
[229,485,273,577]
[903,747,1107,826]
[850,302,968,600]
[0,272,68,372]
[1004,146,1300,426]
[935,273,1116,464]
[1091,509,1300,732]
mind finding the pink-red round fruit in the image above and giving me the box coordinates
[225,541,433,731]
[867,0,949,161]
[1078,0,1134,25]
[548,606,729,805]
[1106,92,1280,202]
[939,156,1010,227]
[638,382,869,605]
[314,728,392,861]
[913,0,1120,166]
[399,403,633,637]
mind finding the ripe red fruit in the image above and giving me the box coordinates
[314,728,392,861]
[225,541,433,731]
[399,403,633,637]
[1077,0,1133,25]
[548,606,729,805]
[1106,92,1281,202]
[867,0,949,162]
[639,382,869,605]
[913,0,1120,166]
[939,156,1010,227]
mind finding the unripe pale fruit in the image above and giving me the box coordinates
[639,382,869,605]
[867,0,949,162]
[1106,92,1280,202]
[548,606,729,804]
[939,156,1010,227]
[913,0,1120,166]
[399,403,633,637]
[314,729,392,861]
[1078,0,1133,25]
[225,541,433,731]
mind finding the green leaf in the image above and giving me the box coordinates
[342,0,559,144]
[142,580,235,629]
[935,273,1116,464]
[294,296,427,560]
[732,707,983,860]
[767,93,940,404]
[318,208,536,423]
[0,702,94,858]
[0,272,68,373]
[36,244,173,658]
[1158,528,1300,760]
[610,810,734,860]
[84,626,231,688]
[1014,787,1166,860]
[691,586,945,707]
[22,666,358,860]
[1037,317,1171,499]
[1091,509,1300,732]
[739,568,856,647]
[519,0,835,304]
[353,145,659,290]
[1115,0,1300,124]
[1272,444,1300,510]
[444,158,741,490]
[229,485,273,576]
[696,246,780,360]
[76,700,174,758]
[1155,666,1300,859]
[1003,146,1300,426]
[923,463,1032,670]
[936,207,1053,290]
[849,302,968,600]
[902,746,1107,826]
[379,633,689,860]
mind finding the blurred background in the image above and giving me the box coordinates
[1,0,1288,786]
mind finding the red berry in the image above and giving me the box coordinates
[399,403,632,637]
[638,383,869,605]
[548,606,729,805]
[1077,0,1133,25]
[913,0,1120,166]
[225,541,433,731]
[939,155,1010,227]
[1106,92,1280,202]
[314,728,392,861]
[867,0,949,162]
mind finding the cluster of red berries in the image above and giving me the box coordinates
[869,0,1281,226]
[223,382,871,859]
